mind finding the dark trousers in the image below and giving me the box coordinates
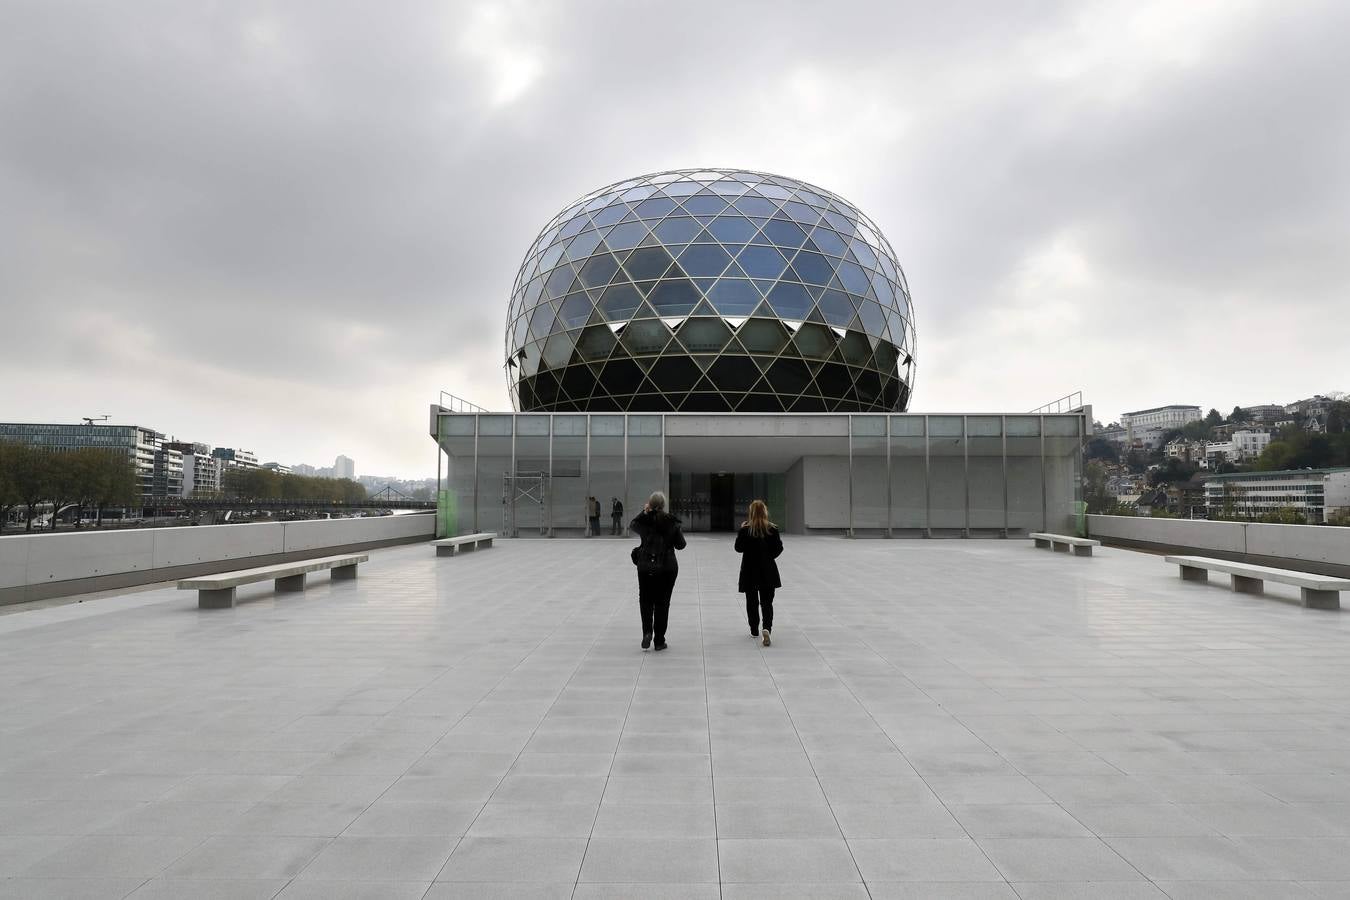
[639,571,677,641]
[611,514,622,535]
[745,587,775,631]
[589,516,600,535]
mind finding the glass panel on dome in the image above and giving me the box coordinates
[524,275,545,307]
[817,290,856,326]
[675,244,732,278]
[822,210,856,235]
[735,245,788,279]
[634,197,677,219]
[564,230,603,261]
[756,183,792,200]
[767,358,812,395]
[871,273,896,307]
[733,196,778,217]
[708,355,761,393]
[736,317,788,354]
[511,315,529,349]
[711,179,746,195]
[858,300,887,336]
[648,355,702,393]
[598,282,643,320]
[792,322,835,359]
[849,239,878,269]
[557,293,592,330]
[681,195,728,216]
[557,216,589,240]
[663,180,701,196]
[621,186,655,202]
[591,203,628,227]
[761,219,807,248]
[675,316,731,352]
[706,278,762,316]
[576,324,617,361]
[648,279,700,317]
[766,282,813,319]
[839,330,872,365]
[653,216,701,243]
[795,189,827,207]
[836,260,871,295]
[781,201,820,225]
[810,227,848,257]
[873,340,899,375]
[541,330,577,370]
[529,301,557,339]
[790,250,833,285]
[603,221,649,252]
[538,243,566,272]
[621,246,675,282]
[619,318,673,355]
[707,215,759,243]
[578,253,620,288]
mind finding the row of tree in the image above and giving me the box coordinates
[221,467,366,504]
[0,442,141,531]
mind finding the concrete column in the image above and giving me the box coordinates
[275,574,306,592]
[198,587,236,609]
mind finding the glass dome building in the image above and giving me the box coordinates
[505,169,917,413]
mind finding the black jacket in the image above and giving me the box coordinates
[735,525,783,592]
[630,510,687,575]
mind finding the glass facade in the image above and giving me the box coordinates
[505,169,917,414]
[434,412,1084,538]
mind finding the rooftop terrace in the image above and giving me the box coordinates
[3,537,1350,898]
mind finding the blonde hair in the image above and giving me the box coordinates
[745,499,773,537]
[647,491,667,512]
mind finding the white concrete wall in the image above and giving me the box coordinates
[1087,515,1350,568]
[802,456,850,529]
[783,457,805,534]
[0,515,435,595]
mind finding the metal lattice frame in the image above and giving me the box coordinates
[505,169,917,413]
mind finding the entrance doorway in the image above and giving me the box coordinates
[710,474,735,531]
[669,472,787,532]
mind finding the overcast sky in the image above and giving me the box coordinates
[2,1,1346,478]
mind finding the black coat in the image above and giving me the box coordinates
[630,510,687,575]
[735,525,783,592]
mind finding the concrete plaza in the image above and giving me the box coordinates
[3,536,1350,899]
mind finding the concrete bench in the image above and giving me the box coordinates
[179,553,368,609]
[1030,533,1101,557]
[432,532,497,557]
[1164,555,1350,610]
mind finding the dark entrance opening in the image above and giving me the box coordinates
[710,473,735,532]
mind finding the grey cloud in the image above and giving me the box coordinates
[2,0,1346,474]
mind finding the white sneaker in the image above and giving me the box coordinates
[762,629,771,647]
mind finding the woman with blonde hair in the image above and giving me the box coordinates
[735,499,783,646]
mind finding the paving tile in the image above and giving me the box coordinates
[466,801,599,837]
[0,879,147,899]
[344,799,482,836]
[296,834,458,880]
[127,879,289,899]
[718,838,861,883]
[976,836,1144,882]
[437,836,587,882]
[590,801,717,838]
[163,834,330,879]
[20,833,204,878]
[578,837,719,883]
[848,837,1003,882]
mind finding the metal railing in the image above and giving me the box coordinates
[438,391,488,414]
[1030,391,1085,414]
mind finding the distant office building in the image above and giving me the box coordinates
[212,447,258,470]
[165,442,222,497]
[1097,423,1128,447]
[1120,405,1202,449]
[1286,395,1337,433]
[334,455,355,479]
[261,462,291,475]
[291,463,317,477]
[151,447,184,501]
[1242,404,1286,424]
[0,422,164,501]
[1205,468,1350,523]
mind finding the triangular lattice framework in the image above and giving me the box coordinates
[505,169,917,413]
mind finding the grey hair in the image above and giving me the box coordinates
[647,491,667,512]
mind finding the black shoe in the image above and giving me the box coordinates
[653,641,667,652]
[750,628,759,637]
[641,632,652,650]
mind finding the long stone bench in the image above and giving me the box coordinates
[1164,555,1350,610]
[178,553,368,609]
[1030,532,1101,557]
[432,532,497,557]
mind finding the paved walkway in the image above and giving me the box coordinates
[3,536,1350,899]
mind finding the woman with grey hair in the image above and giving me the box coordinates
[629,490,687,651]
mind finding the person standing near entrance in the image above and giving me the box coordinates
[589,496,602,537]
[735,499,783,647]
[610,497,624,535]
[583,498,593,536]
[630,491,686,651]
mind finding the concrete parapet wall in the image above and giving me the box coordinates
[0,515,435,606]
[1087,514,1350,577]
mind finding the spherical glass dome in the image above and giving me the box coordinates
[505,168,916,412]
